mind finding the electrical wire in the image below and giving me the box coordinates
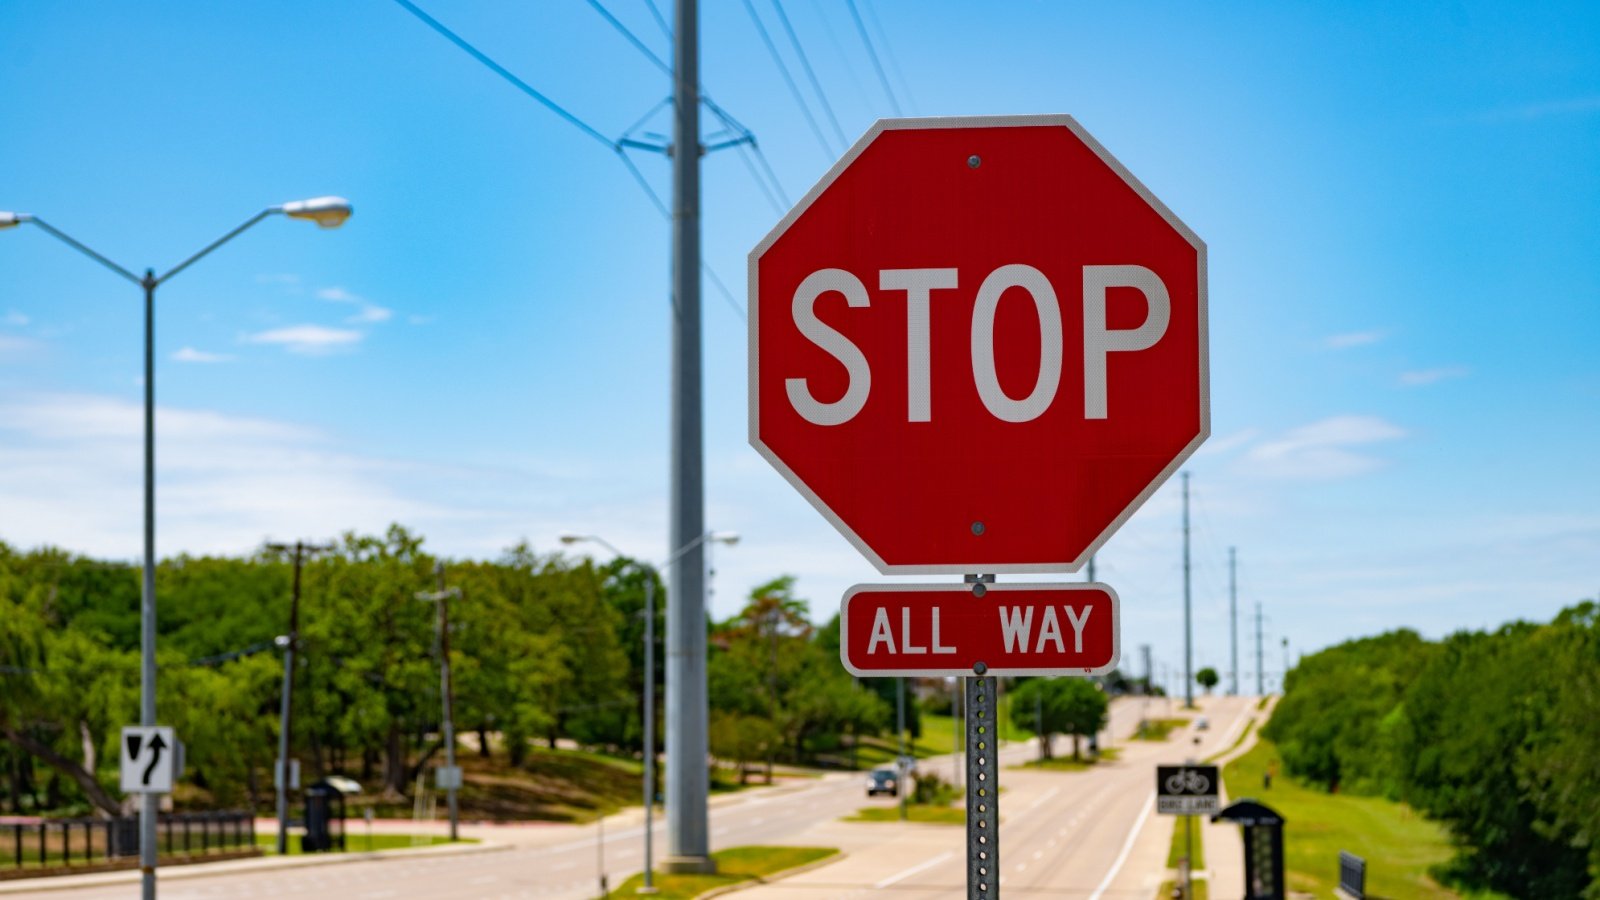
[585,0,672,77]
[391,0,615,149]
[769,0,850,147]
[858,0,916,114]
[739,0,837,160]
[843,0,901,115]
[641,0,671,40]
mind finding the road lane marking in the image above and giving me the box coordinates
[873,850,955,888]
[1086,793,1156,900]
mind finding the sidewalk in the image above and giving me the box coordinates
[0,835,509,895]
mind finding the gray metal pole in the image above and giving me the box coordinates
[1182,471,1193,709]
[642,576,657,892]
[140,271,158,900]
[1229,547,1238,697]
[665,0,712,875]
[1256,602,1264,696]
[275,639,294,854]
[896,678,906,821]
[965,674,998,899]
[437,564,459,842]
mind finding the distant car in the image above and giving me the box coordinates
[1195,717,1210,731]
[866,769,899,797]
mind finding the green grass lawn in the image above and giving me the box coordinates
[1204,720,1255,763]
[1011,747,1121,772]
[1131,717,1190,741]
[846,804,966,824]
[601,845,838,899]
[1166,815,1205,870]
[1223,739,1502,899]
[1157,877,1209,900]
[256,831,471,855]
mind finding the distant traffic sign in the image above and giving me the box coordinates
[750,115,1208,573]
[120,726,177,794]
[1157,764,1219,815]
[436,765,463,790]
[840,583,1119,677]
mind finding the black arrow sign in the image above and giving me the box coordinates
[143,733,167,786]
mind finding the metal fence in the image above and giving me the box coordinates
[3,812,255,871]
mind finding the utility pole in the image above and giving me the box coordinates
[416,563,461,842]
[1086,554,1096,582]
[1255,602,1265,696]
[665,0,712,874]
[1229,547,1238,697]
[1182,472,1193,709]
[1281,637,1290,691]
[896,677,907,821]
[267,540,333,857]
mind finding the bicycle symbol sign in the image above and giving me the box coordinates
[1156,764,1219,815]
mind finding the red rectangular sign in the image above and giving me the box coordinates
[840,583,1119,677]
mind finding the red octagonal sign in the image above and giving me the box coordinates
[750,115,1207,574]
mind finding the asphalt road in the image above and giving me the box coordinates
[38,693,1260,900]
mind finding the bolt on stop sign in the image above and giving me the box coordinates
[750,115,1208,573]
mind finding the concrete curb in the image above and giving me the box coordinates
[0,839,510,894]
[695,850,847,900]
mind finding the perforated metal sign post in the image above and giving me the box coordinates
[965,674,999,898]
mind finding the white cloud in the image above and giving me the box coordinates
[316,286,392,325]
[1,310,28,327]
[171,346,233,364]
[1398,366,1468,387]
[1324,330,1387,350]
[245,325,363,355]
[1244,415,1406,479]
[0,334,40,359]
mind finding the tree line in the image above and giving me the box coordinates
[0,526,897,817]
[1263,599,1600,898]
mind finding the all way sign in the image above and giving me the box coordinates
[840,583,1119,677]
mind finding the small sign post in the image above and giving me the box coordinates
[1158,763,1220,900]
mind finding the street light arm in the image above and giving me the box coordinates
[22,217,142,285]
[156,208,275,285]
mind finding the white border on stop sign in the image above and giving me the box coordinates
[837,581,1121,678]
[747,114,1210,575]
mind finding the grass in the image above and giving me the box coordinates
[1165,815,1205,870]
[1203,720,1255,763]
[1157,877,1209,900]
[601,845,838,899]
[256,831,471,855]
[1222,738,1500,899]
[1132,717,1190,741]
[1012,747,1122,771]
[846,804,966,824]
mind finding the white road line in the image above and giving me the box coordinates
[873,850,955,889]
[1086,793,1156,900]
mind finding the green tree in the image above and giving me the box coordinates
[1196,667,1219,693]
[1009,678,1108,760]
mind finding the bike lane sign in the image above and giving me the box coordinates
[1157,764,1219,815]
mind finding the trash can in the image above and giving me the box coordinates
[301,780,347,853]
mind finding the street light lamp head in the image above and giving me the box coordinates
[278,196,352,229]
[0,212,31,230]
[558,534,586,545]
[709,531,741,546]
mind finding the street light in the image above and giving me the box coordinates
[0,198,351,900]
[416,562,462,843]
[559,529,740,895]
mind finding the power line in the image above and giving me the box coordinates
[843,0,901,115]
[802,0,873,110]
[585,0,672,76]
[770,0,850,148]
[740,0,836,159]
[391,0,614,149]
[641,0,672,40]
[857,0,916,114]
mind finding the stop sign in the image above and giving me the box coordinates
[749,115,1207,573]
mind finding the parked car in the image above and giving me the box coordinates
[866,769,899,797]
[1195,716,1210,731]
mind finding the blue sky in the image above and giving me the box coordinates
[1,1,1596,690]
